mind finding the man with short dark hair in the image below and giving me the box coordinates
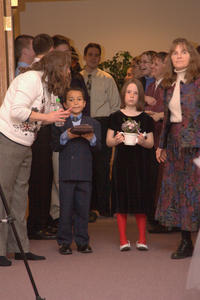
[80,43,121,218]
[32,33,54,58]
[15,34,35,76]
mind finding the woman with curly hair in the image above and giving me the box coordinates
[156,38,200,259]
[0,50,71,267]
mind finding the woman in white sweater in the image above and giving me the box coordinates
[0,50,71,266]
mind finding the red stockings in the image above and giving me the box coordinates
[117,213,147,245]
[116,213,127,246]
[135,213,147,244]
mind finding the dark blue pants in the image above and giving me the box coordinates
[57,180,91,246]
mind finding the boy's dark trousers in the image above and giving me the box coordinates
[57,180,91,246]
[51,115,101,245]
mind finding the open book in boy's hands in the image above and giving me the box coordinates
[70,124,94,135]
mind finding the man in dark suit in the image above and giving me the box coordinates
[51,87,101,255]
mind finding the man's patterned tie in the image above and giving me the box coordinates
[87,74,92,95]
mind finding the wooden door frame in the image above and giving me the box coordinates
[0,0,17,105]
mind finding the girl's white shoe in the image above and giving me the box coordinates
[120,241,131,251]
[136,241,149,251]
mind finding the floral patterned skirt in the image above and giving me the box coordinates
[155,123,200,231]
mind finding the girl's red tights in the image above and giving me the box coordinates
[117,213,147,245]
[116,213,127,245]
[135,213,147,244]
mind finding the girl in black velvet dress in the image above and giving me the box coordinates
[106,78,155,251]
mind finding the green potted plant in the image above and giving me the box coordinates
[99,51,133,90]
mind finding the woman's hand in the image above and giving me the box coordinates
[47,108,72,123]
[151,112,164,122]
[29,107,72,124]
[145,110,154,116]
[156,147,167,163]
[145,96,157,106]
[145,111,164,122]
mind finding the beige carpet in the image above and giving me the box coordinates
[0,217,199,300]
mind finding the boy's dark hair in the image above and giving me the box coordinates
[155,51,168,62]
[141,50,157,63]
[52,34,71,49]
[33,33,53,56]
[84,43,101,56]
[66,87,86,100]
[120,78,145,111]
[14,34,34,62]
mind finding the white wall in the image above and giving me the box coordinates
[19,0,200,65]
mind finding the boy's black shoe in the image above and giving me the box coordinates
[59,244,72,255]
[0,256,12,266]
[77,244,93,253]
[15,252,46,260]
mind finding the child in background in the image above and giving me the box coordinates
[51,88,101,255]
[106,78,155,251]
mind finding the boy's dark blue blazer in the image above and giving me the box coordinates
[51,115,101,182]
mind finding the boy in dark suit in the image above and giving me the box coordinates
[51,87,101,255]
